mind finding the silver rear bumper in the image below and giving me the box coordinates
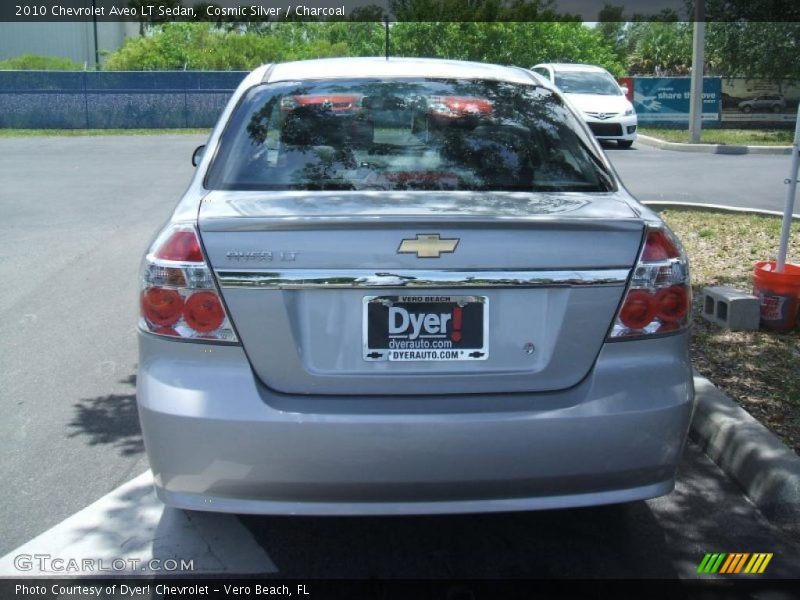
[136,331,694,515]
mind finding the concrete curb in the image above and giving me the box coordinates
[690,373,800,536]
[637,134,793,155]
[0,471,276,576]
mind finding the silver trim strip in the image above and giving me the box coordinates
[215,268,630,289]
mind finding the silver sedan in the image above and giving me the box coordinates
[137,57,694,515]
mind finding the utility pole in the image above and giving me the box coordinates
[384,17,390,60]
[776,106,800,272]
[688,0,705,143]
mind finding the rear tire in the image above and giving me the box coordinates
[617,140,634,149]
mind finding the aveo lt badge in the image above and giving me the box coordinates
[397,234,459,258]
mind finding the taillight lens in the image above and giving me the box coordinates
[141,288,184,326]
[618,290,657,329]
[641,229,681,261]
[139,224,237,342]
[154,230,204,262]
[183,291,225,332]
[608,226,691,339]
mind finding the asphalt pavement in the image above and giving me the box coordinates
[607,141,792,212]
[0,134,798,577]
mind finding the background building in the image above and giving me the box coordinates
[0,22,137,67]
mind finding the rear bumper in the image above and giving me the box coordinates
[137,331,694,515]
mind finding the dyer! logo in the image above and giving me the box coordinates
[388,306,462,343]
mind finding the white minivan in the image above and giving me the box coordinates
[531,63,637,148]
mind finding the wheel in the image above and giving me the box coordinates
[742,105,752,113]
[773,105,781,113]
[617,140,634,149]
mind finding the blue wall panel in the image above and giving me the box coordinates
[0,71,248,128]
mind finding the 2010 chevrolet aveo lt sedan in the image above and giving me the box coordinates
[137,57,694,515]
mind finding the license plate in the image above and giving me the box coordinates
[362,295,488,361]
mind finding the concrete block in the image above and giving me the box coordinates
[701,286,760,331]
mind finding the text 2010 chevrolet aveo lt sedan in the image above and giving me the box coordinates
[137,57,694,515]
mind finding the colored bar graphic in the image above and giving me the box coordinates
[758,554,773,573]
[745,554,761,573]
[711,553,726,573]
[719,554,736,573]
[733,553,750,573]
[697,554,714,573]
[699,553,773,575]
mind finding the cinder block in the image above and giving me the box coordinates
[701,286,760,331]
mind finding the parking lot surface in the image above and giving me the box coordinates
[609,141,792,213]
[0,135,798,578]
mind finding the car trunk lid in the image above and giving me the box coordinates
[199,190,643,395]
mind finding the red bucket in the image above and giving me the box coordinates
[753,261,800,331]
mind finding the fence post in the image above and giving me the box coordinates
[83,70,90,128]
[183,72,189,128]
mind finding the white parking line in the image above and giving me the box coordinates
[0,471,276,576]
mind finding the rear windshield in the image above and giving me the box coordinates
[205,78,614,192]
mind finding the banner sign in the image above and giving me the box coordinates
[721,78,800,125]
[633,77,721,125]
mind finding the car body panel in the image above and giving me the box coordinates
[266,57,538,85]
[198,190,641,224]
[137,330,694,514]
[137,58,692,514]
[199,192,644,394]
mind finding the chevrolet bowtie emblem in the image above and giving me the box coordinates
[397,233,459,258]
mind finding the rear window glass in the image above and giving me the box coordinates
[205,78,614,193]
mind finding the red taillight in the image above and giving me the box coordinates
[154,230,204,262]
[655,285,690,322]
[619,290,657,329]
[139,224,237,343]
[641,229,680,261]
[183,291,225,332]
[141,288,184,326]
[609,226,690,339]
[428,96,494,118]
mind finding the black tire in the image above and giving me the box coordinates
[742,105,752,113]
[773,105,782,113]
[617,139,634,149]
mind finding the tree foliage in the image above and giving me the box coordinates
[103,21,623,74]
[706,22,800,82]
[599,3,800,81]
[36,13,797,83]
[0,54,83,70]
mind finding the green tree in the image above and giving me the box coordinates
[624,21,692,75]
[127,0,181,35]
[706,22,800,82]
[0,54,83,70]
[597,5,627,62]
[390,22,623,74]
[103,20,624,73]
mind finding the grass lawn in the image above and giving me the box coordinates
[657,208,800,454]
[0,128,211,137]
[640,127,794,146]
